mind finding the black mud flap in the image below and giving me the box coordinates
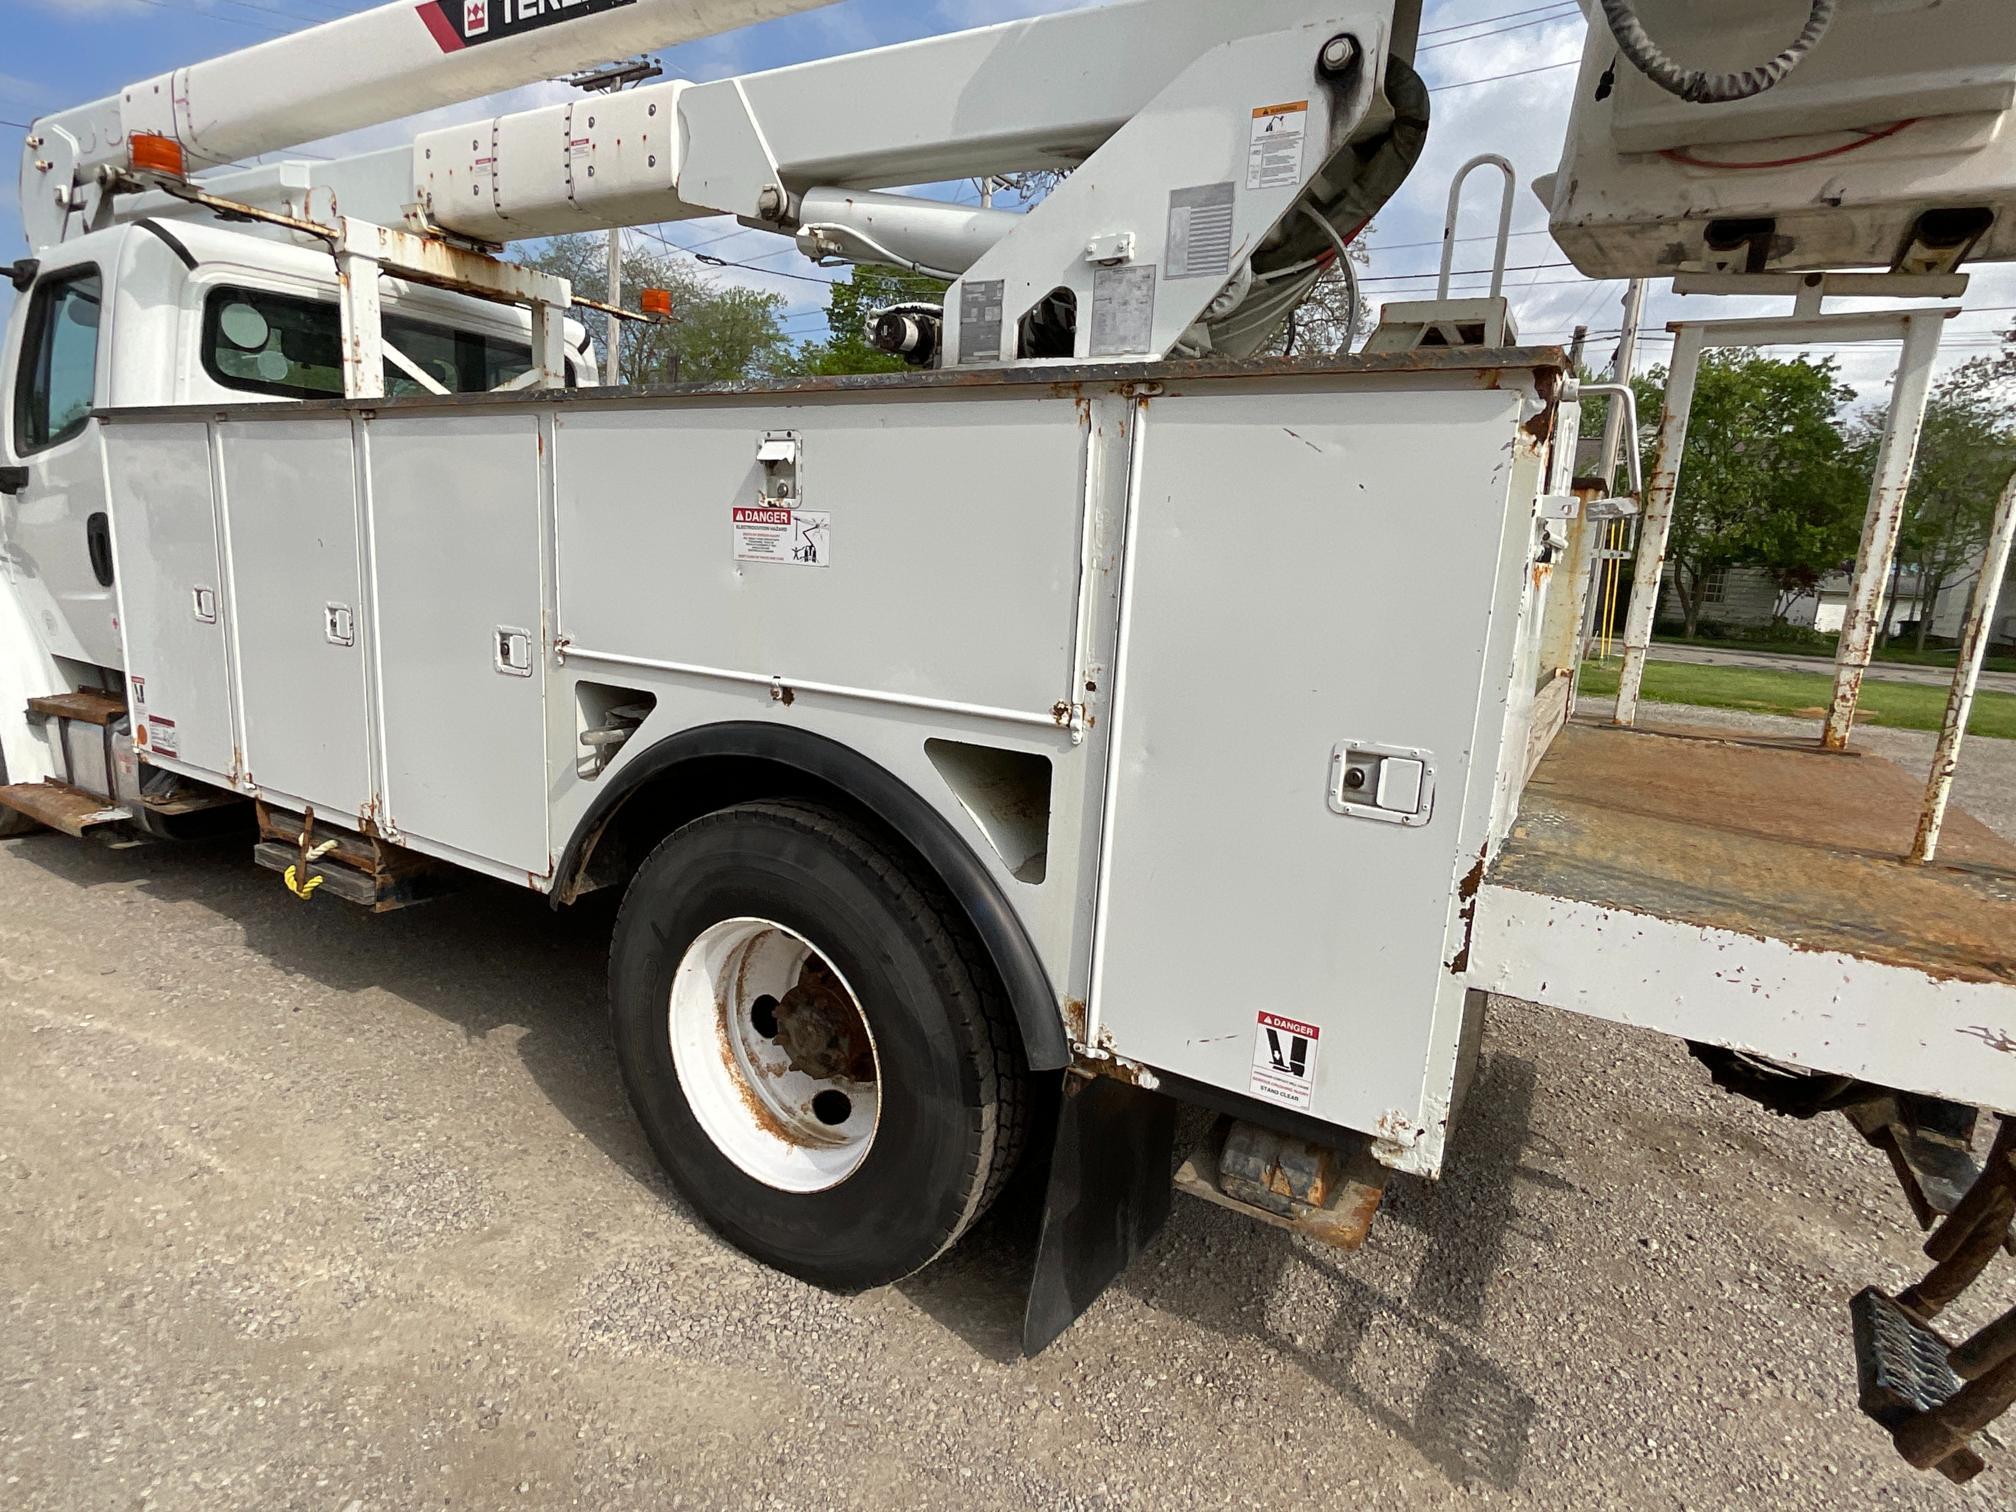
[1022,1070,1178,1357]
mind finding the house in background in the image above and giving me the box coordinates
[1809,538,2016,647]
[1655,566,1820,633]
[1656,548,2016,648]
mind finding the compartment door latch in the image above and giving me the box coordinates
[1329,742,1436,828]
[495,626,534,678]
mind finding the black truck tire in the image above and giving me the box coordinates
[609,799,1028,1290]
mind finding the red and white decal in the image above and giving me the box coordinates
[1251,1011,1321,1110]
[416,0,639,53]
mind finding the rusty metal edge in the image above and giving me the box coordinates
[94,347,1571,425]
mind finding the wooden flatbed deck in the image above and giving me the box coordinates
[1472,720,2016,1113]
[1492,721,2016,987]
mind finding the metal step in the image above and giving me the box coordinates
[25,689,127,727]
[1852,1289,1989,1484]
[1174,1118,1389,1249]
[0,781,133,840]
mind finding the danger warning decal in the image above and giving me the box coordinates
[734,506,832,568]
[416,0,637,53]
[1251,1011,1321,1111]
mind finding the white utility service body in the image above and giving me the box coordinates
[97,345,1562,1174]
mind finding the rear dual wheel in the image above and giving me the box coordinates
[610,800,1028,1289]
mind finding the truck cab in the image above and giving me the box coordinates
[0,218,593,791]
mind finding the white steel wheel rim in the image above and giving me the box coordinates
[668,918,882,1194]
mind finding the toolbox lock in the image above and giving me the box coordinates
[1329,742,1436,828]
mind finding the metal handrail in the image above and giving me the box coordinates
[1568,382,1644,503]
[1438,155,1517,301]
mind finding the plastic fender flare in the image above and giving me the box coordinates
[555,721,1071,1074]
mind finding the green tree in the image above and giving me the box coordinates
[518,233,791,386]
[1854,358,2016,648]
[1270,259,1371,359]
[785,265,949,377]
[1637,351,1863,637]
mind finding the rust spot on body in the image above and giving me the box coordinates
[1447,847,1490,975]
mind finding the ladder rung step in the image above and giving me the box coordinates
[1854,1287,1962,1425]
[26,690,128,727]
[0,781,131,839]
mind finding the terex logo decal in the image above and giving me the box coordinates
[417,0,636,52]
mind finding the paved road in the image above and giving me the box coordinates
[2,708,2011,1510]
[1647,640,2016,694]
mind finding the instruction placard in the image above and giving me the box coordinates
[1090,264,1157,357]
[146,714,180,760]
[1251,1011,1321,1110]
[1167,182,1236,282]
[1248,101,1309,191]
[734,506,832,568]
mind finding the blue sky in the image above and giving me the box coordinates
[4,0,2012,398]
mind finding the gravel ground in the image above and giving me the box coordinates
[1,705,2011,1511]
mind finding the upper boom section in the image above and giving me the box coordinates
[19,0,839,252]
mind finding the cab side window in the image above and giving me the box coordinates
[201,285,564,398]
[202,286,344,399]
[13,269,104,454]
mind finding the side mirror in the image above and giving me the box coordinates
[4,259,36,293]
[0,465,28,496]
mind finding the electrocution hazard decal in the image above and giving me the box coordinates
[734,506,832,568]
[1251,1011,1321,1110]
[1248,101,1309,190]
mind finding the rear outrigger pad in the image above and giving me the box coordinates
[1022,1070,1178,1357]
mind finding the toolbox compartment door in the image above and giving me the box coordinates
[1091,383,1539,1158]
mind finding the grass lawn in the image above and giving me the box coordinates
[1652,633,2016,676]
[1579,660,2016,740]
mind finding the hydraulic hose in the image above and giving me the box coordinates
[1597,0,1836,105]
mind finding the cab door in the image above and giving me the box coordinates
[1,260,120,671]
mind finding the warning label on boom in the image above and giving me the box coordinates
[1251,1011,1321,1110]
[1247,101,1309,191]
[734,506,832,568]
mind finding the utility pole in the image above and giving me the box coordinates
[606,226,624,386]
[565,56,665,387]
[1599,279,1647,486]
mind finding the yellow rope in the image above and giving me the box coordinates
[284,840,340,900]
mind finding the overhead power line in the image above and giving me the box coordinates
[1430,57,1583,90]
[1420,2,1584,37]
[1418,8,1584,52]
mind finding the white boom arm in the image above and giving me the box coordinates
[50,0,1429,370]
[19,0,840,252]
